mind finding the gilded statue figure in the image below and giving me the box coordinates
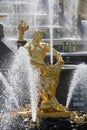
[24,31,64,112]
[18,20,29,41]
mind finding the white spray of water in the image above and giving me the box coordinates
[48,0,54,65]
[8,47,30,104]
[0,72,19,110]
[8,47,41,122]
[66,63,87,108]
[28,65,40,122]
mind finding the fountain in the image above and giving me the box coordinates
[1,23,86,130]
[1,0,87,130]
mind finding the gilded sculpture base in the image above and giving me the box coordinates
[11,106,87,125]
[17,109,72,119]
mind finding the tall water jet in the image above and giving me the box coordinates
[28,65,40,122]
[8,47,41,122]
[48,0,54,65]
[66,63,87,108]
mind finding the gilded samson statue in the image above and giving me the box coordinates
[24,30,87,123]
[24,30,64,113]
